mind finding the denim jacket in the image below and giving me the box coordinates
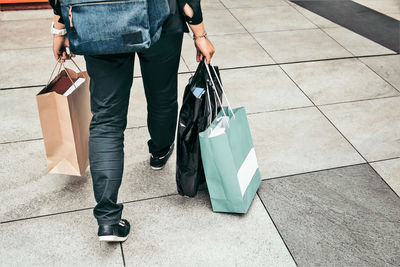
[49,0,203,34]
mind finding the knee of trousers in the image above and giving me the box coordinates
[89,112,128,136]
[147,101,178,115]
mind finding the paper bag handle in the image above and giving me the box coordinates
[203,58,235,119]
[46,58,84,90]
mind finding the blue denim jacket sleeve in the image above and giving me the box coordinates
[177,0,203,25]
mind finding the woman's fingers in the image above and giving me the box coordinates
[62,51,67,61]
[196,49,204,62]
[194,37,215,64]
[205,54,211,64]
[52,35,74,62]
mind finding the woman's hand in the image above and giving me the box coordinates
[52,16,74,62]
[184,2,215,65]
[52,35,74,62]
[194,36,215,64]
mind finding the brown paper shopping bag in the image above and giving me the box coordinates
[36,62,92,176]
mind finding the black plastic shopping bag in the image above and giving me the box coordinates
[176,59,222,197]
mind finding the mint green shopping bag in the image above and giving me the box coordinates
[199,107,261,213]
[199,63,261,213]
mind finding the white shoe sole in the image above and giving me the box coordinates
[150,165,165,170]
[99,235,128,242]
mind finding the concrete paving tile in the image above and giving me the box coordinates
[230,6,317,33]
[258,164,400,266]
[202,8,246,36]
[0,139,95,222]
[0,18,53,50]
[219,66,312,113]
[117,128,179,203]
[221,0,288,8]
[181,33,274,71]
[0,209,123,266]
[201,0,226,10]
[126,74,190,128]
[0,87,43,143]
[121,191,296,266]
[371,158,400,196]
[248,107,364,179]
[352,0,400,14]
[289,4,340,28]
[0,48,86,89]
[320,97,400,162]
[324,27,396,56]
[0,9,53,21]
[0,125,180,222]
[359,55,400,91]
[281,59,399,105]
[387,13,400,20]
[254,29,352,63]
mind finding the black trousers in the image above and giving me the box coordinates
[84,32,184,225]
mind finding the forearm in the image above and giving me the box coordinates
[182,2,206,37]
[188,22,206,37]
[53,15,65,29]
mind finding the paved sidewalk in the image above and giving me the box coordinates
[1,0,399,266]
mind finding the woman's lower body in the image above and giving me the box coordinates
[84,32,184,226]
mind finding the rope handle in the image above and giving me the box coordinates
[46,58,84,91]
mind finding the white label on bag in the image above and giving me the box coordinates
[63,78,85,96]
[237,148,258,197]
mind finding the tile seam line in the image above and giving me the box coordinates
[235,3,381,196]
[356,58,400,94]
[289,0,400,54]
[120,243,126,267]
[0,29,312,53]
[369,156,400,164]
[0,28,325,52]
[289,0,400,92]
[249,2,375,170]
[207,1,301,263]
[0,193,178,225]
[2,95,399,145]
[216,3,280,63]
[279,66,400,200]
[255,193,299,267]
[282,66,371,167]
[288,1,400,200]
[1,53,397,91]
[179,55,190,72]
[264,162,367,181]
[316,95,400,107]
[317,21,400,94]
[0,125,147,145]
[0,137,43,145]
[2,157,398,225]
[368,162,400,198]
[217,0,373,182]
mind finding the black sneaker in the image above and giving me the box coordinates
[98,219,130,242]
[150,144,174,170]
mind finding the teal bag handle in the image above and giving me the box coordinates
[203,58,236,120]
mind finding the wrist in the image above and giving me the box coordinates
[193,32,207,40]
[51,22,67,36]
